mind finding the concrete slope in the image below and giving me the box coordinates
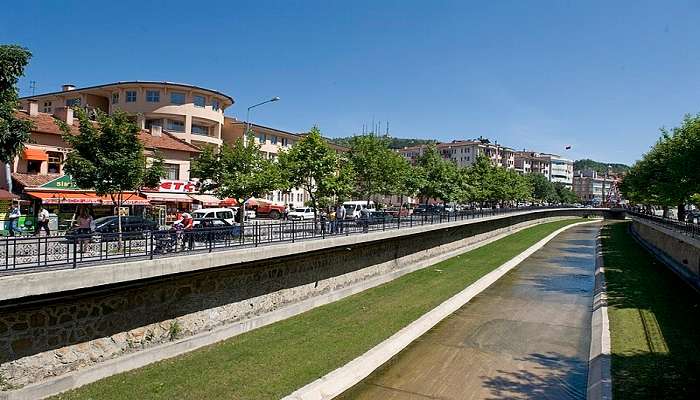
[339,223,599,400]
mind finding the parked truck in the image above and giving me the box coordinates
[247,198,286,219]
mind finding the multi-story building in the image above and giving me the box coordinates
[397,145,429,164]
[3,101,202,227]
[572,169,618,204]
[514,151,551,176]
[542,154,574,187]
[436,139,515,169]
[21,81,234,148]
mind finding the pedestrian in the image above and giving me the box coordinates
[35,206,50,236]
[336,203,346,233]
[75,208,93,252]
[7,204,21,236]
[360,204,370,233]
[329,207,337,234]
[181,212,194,250]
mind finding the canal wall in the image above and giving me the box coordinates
[630,217,700,292]
[0,209,607,397]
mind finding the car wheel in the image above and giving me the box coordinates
[269,210,280,219]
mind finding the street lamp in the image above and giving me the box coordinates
[245,96,280,137]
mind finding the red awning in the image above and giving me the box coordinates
[143,192,193,203]
[26,191,101,205]
[23,148,49,161]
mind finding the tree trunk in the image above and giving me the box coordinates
[4,163,12,192]
[116,192,123,249]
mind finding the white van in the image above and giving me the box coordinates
[342,201,376,219]
[191,208,237,225]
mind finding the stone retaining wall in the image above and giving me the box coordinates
[0,210,596,389]
[630,218,700,291]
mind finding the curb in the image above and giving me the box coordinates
[586,227,612,400]
[0,217,576,400]
[283,220,599,400]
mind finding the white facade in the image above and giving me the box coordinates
[543,154,574,187]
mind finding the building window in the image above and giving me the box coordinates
[170,92,185,105]
[258,133,266,143]
[47,152,62,174]
[27,160,42,174]
[212,99,220,111]
[125,91,137,103]
[163,163,180,180]
[282,137,288,147]
[270,135,278,145]
[191,124,209,136]
[146,90,160,102]
[111,93,119,104]
[66,98,81,107]
[145,119,163,129]
[167,119,185,132]
[193,95,205,108]
[43,101,52,113]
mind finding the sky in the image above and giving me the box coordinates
[3,0,699,165]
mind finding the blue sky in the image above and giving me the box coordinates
[3,0,699,165]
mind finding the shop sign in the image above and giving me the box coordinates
[40,175,81,190]
[158,180,198,193]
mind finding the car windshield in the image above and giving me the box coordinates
[93,216,115,225]
[192,211,207,217]
[295,208,308,212]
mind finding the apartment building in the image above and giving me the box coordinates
[514,151,551,176]
[4,101,202,226]
[572,169,618,204]
[437,139,515,169]
[397,145,429,164]
[542,154,574,187]
[21,81,234,148]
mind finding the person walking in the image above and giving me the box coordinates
[8,204,21,237]
[329,207,337,234]
[336,203,346,233]
[75,208,93,252]
[181,212,194,250]
[360,204,370,233]
[35,206,50,236]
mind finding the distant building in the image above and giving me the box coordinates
[436,138,515,169]
[397,144,430,164]
[572,169,618,204]
[513,151,551,176]
[21,81,234,149]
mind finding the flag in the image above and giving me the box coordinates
[565,145,572,150]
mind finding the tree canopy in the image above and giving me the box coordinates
[0,45,32,191]
[620,113,700,220]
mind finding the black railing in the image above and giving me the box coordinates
[0,206,578,274]
[627,209,700,239]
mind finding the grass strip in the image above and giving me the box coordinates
[54,218,583,400]
[601,221,699,399]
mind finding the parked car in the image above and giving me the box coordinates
[192,207,254,224]
[246,198,286,219]
[412,204,445,215]
[383,207,411,218]
[66,215,157,241]
[343,201,376,219]
[287,207,315,220]
[369,210,395,223]
[192,218,241,241]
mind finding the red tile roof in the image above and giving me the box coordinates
[15,110,200,154]
[12,173,62,188]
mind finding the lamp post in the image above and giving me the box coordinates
[245,96,280,137]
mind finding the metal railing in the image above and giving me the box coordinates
[0,205,576,274]
[627,209,700,239]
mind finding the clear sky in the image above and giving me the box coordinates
[3,0,699,165]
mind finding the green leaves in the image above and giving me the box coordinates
[61,109,165,197]
[0,45,32,165]
[191,135,280,203]
[621,113,700,216]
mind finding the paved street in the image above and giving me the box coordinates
[340,223,599,400]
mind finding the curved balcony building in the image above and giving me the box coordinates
[21,81,234,148]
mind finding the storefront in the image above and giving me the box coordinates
[143,179,224,225]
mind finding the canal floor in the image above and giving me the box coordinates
[339,223,600,400]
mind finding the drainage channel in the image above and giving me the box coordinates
[338,223,599,400]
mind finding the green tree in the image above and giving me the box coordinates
[415,145,460,204]
[384,151,425,213]
[191,135,281,231]
[554,182,578,204]
[61,109,165,237]
[346,135,395,206]
[0,45,32,192]
[527,173,558,204]
[277,126,340,223]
